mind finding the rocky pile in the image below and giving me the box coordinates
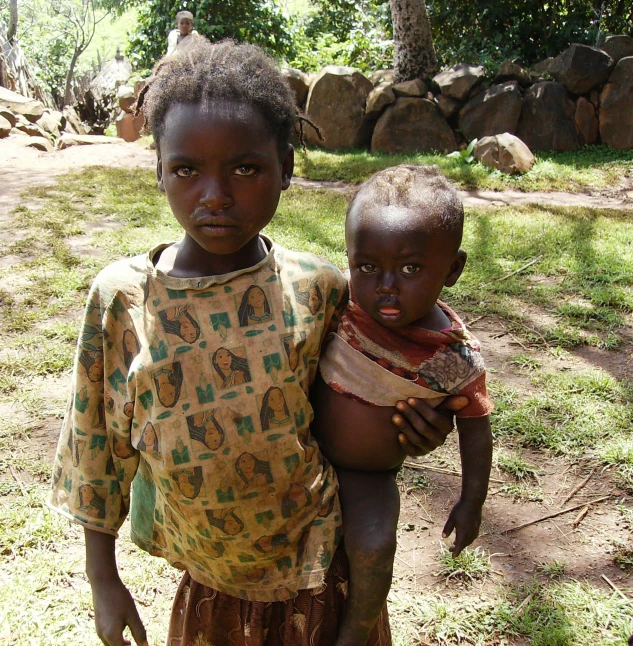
[285,35,633,154]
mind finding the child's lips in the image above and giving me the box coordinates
[377,306,402,319]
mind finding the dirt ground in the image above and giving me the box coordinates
[1,139,632,642]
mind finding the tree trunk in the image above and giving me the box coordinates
[390,0,438,83]
[64,46,81,106]
[8,0,18,43]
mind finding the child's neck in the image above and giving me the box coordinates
[410,303,452,332]
[157,235,268,278]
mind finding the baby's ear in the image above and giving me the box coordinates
[444,250,467,287]
[156,156,165,192]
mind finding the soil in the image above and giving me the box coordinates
[2,139,632,637]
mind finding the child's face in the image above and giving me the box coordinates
[157,100,293,260]
[347,203,466,329]
[177,17,193,35]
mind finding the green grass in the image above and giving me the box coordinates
[436,545,492,584]
[499,481,545,502]
[294,145,633,191]
[496,451,540,479]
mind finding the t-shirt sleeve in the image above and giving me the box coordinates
[454,372,494,418]
[48,278,139,536]
[322,278,349,341]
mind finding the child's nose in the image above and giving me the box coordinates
[376,272,399,294]
[200,178,233,210]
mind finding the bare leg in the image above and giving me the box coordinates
[334,468,400,646]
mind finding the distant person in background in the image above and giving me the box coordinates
[167,11,199,56]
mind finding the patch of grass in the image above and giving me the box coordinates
[510,353,543,371]
[496,451,540,480]
[499,481,544,502]
[294,145,633,192]
[617,504,633,530]
[611,541,633,571]
[601,440,633,491]
[436,545,492,584]
[537,560,567,579]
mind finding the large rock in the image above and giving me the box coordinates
[305,66,374,149]
[435,94,460,119]
[371,98,457,154]
[599,57,633,150]
[0,115,11,137]
[282,68,310,108]
[392,79,427,97]
[10,134,54,152]
[601,35,633,63]
[458,81,523,141]
[433,64,485,101]
[62,106,88,135]
[516,82,580,151]
[56,134,124,149]
[37,110,64,138]
[574,96,598,145]
[15,115,51,140]
[494,60,531,87]
[474,133,535,174]
[117,85,136,113]
[0,107,16,128]
[115,111,144,142]
[0,87,45,122]
[550,44,614,94]
[370,69,394,86]
[365,82,396,119]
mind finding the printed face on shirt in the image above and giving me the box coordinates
[346,202,466,329]
[156,100,293,260]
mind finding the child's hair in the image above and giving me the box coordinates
[137,38,320,153]
[348,164,464,247]
[176,10,194,23]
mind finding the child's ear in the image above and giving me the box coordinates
[156,156,165,192]
[281,144,294,191]
[444,250,467,287]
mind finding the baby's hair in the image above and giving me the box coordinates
[136,38,322,152]
[349,165,464,246]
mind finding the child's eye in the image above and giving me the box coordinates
[235,166,257,176]
[401,264,420,275]
[174,167,198,178]
[358,264,376,274]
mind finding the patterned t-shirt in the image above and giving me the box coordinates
[49,239,348,602]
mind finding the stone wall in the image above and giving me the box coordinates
[286,36,633,153]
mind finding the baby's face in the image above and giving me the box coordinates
[178,18,193,35]
[347,204,464,329]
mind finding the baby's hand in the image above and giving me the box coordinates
[442,499,482,557]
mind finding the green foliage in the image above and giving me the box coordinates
[427,0,633,69]
[127,0,293,69]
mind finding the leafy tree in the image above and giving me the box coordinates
[127,0,292,70]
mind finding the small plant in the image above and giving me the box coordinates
[617,504,633,531]
[499,482,544,502]
[537,559,567,579]
[436,544,492,584]
[497,452,540,480]
[612,541,633,571]
[447,138,478,164]
[510,353,542,371]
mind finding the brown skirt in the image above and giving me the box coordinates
[166,546,391,646]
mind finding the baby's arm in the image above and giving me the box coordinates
[86,529,148,646]
[442,415,492,556]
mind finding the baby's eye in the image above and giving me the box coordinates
[358,264,376,274]
[235,165,257,176]
[401,264,420,275]
[174,167,198,178]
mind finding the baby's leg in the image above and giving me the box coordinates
[335,468,400,646]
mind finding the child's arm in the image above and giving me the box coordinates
[442,415,492,556]
[85,529,148,646]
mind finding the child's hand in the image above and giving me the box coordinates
[442,499,483,557]
[392,396,469,457]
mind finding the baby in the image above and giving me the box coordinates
[312,164,493,644]
[166,10,199,56]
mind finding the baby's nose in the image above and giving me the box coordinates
[200,178,233,209]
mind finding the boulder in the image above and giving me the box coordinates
[305,66,374,149]
[531,58,555,74]
[494,60,532,87]
[370,69,395,86]
[11,135,54,152]
[0,87,45,122]
[435,94,460,119]
[115,111,144,142]
[37,110,64,138]
[599,57,633,150]
[365,82,396,119]
[56,134,124,149]
[117,85,136,113]
[0,107,16,128]
[62,106,88,135]
[550,44,614,94]
[282,68,310,108]
[15,116,50,140]
[371,98,457,154]
[433,64,485,101]
[516,82,580,151]
[0,115,11,137]
[574,96,598,146]
[458,81,523,141]
[474,133,535,174]
[392,78,428,97]
[601,35,633,63]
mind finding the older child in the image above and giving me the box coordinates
[166,10,199,56]
[48,41,457,646]
[312,165,494,644]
